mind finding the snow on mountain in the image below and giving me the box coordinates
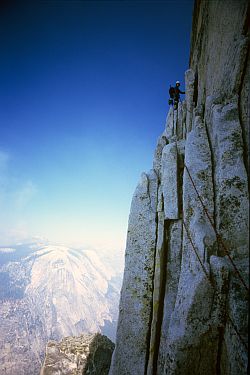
[0,241,123,375]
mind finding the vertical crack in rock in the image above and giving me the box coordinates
[193,71,198,107]
[189,0,202,68]
[177,145,185,218]
[238,41,250,185]
[109,170,159,375]
[185,69,195,134]
[110,3,249,374]
[204,117,219,256]
[157,219,183,374]
[161,143,179,220]
[144,202,159,375]
[215,303,228,375]
[144,171,160,375]
[145,218,169,375]
[151,220,170,375]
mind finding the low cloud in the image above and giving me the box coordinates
[0,225,29,246]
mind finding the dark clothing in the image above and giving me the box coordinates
[168,84,185,110]
[174,86,185,100]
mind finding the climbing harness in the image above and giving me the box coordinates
[169,86,175,107]
[169,85,181,110]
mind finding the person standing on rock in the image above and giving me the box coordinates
[173,80,185,109]
[169,81,185,110]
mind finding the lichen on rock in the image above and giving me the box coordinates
[109,1,249,374]
[40,333,114,375]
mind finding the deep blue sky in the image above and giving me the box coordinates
[0,0,193,249]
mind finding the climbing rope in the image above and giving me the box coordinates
[182,219,248,352]
[173,104,248,291]
[171,101,248,352]
[172,103,248,292]
[184,163,249,293]
[186,107,193,114]
[227,314,248,353]
[182,220,213,286]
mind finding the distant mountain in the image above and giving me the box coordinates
[0,241,123,375]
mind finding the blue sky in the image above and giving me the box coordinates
[0,0,193,249]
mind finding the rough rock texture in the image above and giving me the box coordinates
[110,1,249,374]
[110,170,158,375]
[40,333,114,375]
[0,242,122,375]
[162,143,179,219]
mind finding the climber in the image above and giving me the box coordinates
[168,81,185,110]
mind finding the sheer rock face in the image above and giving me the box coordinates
[110,170,159,375]
[40,333,114,375]
[161,143,179,220]
[109,1,249,374]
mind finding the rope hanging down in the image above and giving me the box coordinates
[184,163,249,293]
[172,105,247,292]
[172,105,248,352]
[182,220,248,352]
[182,220,213,286]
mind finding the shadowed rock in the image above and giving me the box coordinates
[40,333,114,375]
[109,1,249,374]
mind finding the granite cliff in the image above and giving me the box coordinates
[110,1,249,374]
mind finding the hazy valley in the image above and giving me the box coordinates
[0,241,123,375]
